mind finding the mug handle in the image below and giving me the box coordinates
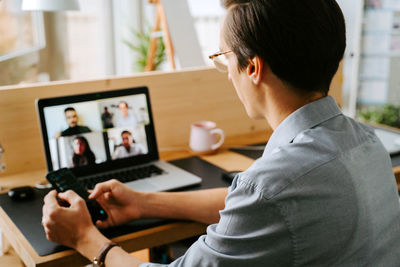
[210,128,225,150]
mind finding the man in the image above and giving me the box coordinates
[113,130,147,159]
[42,1,400,266]
[115,101,138,128]
[59,107,91,137]
[101,106,114,129]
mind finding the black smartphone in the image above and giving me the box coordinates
[46,168,108,223]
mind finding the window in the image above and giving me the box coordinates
[0,0,45,62]
[64,0,111,80]
[0,0,223,86]
[187,0,224,66]
[65,0,142,78]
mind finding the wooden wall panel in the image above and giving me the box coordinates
[0,67,267,175]
[0,66,342,176]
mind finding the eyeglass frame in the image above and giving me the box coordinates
[208,50,233,60]
[208,50,233,72]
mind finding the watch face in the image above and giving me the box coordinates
[92,259,102,267]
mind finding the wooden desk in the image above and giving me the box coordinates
[2,132,400,267]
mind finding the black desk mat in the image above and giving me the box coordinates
[230,144,265,160]
[0,156,231,256]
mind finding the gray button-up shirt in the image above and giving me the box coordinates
[142,96,400,267]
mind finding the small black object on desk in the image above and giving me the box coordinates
[8,186,35,201]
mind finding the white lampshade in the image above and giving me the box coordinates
[22,0,80,11]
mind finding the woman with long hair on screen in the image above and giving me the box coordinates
[72,136,96,167]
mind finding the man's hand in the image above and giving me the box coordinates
[42,190,113,260]
[90,179,227,227]
[42,190,101,249]
[89,179,143,228]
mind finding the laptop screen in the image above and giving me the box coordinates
[36,87,159,175]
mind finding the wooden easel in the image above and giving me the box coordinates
[146,0,176,71]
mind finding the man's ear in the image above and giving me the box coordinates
[247,56,263,85]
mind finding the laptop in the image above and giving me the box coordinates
[374,127,400,155]
[36,86,202,192]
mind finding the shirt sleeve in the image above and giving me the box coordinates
[112,147,123,159]
[139,177,293,267]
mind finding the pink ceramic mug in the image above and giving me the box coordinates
[189,121,225,153]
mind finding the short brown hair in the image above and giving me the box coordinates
[222,0,346,95]
[121,130,132,136]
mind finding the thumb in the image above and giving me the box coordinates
[96,219,112,229]
[58,190,84,206]
[44,189,58,205]
[89,180,116,199]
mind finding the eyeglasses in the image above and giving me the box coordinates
[209,50,232,73]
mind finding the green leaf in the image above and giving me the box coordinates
[122,22,166,71]
[358,104,400,128]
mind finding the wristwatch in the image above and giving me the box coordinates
[93,242,119,267]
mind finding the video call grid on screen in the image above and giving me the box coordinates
[41,91,152,171]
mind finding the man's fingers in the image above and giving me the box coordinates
[58,190,84,207]
[89,179,118,199]
[41,216,55,229]
[95,220,110,229]
[43,190,58,204]
[43,190,60,211]
[42,190,61,222]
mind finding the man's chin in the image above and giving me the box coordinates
[246,110,264,120]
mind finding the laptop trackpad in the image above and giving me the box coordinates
[125,179,160,192]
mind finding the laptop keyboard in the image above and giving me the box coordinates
[81,164,164,189]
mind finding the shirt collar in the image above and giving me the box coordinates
[264,96,342,155]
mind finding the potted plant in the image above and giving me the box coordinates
[358,104,400,128]
[123,25,166,72]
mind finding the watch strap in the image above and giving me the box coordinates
[93,242,118,266]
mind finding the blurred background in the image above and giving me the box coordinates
[1,0,400,128]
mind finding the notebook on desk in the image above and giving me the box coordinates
[36,86,201,192]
